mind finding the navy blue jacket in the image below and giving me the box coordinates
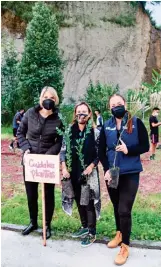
[99,115,149,175]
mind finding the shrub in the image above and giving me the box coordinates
[17,2,64,109]
[83,81,119,120]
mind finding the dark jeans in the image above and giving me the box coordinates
[106,173,139,245]
[23,167,55,227]
[72,183,96,235]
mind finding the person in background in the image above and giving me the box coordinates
[17,86,63,239]
[9,108,25,151]
[99,94,149,265]
[149,107,161,160]
[94,109,103,131]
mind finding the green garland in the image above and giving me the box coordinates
[56,113,72,172]
[75,120,92,170]
[57,114,92,172]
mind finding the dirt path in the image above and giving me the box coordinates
[1,139,161,200]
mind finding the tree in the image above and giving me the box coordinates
[18,2,64,109]
[1,40,19,124]
[83,82,119,120]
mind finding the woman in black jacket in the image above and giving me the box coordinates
[17,86,63,239]
[60,102,100,247]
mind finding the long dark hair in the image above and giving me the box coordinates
[108,94,133,134]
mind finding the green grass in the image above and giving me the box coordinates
[1,126,13,139]
[1,189,161,241]
[101,14,136,27]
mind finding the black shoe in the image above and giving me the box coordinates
[46,226,51,239]
[22,223,38,235]
[42,226,52,239]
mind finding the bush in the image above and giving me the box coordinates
[59,104,75,125]
[83,82,119,121]
[1,40,19,124]
[18,2,64,109]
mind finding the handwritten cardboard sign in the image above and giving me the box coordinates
[24,154,60,184]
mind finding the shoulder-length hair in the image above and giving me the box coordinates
[72,101,96,128]
[39,86,59,107]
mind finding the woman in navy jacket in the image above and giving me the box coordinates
[99,94,149,265]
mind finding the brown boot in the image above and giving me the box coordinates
[114,243,129,265]
[107,231,122,248]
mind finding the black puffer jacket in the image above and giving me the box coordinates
[17,105,63,155]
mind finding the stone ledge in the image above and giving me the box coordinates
[1,223,161,250]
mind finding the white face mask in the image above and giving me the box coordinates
[154,112,159,117]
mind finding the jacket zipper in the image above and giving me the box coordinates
[38,118,46,154]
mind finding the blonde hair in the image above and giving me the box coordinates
[39,86,59,106]
[72,101,96,128]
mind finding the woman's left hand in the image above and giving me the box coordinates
[83,163,94,175]
[115,139,128,154]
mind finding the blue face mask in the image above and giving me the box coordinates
[111,105,126,119]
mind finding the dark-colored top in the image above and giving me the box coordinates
[149,115,159,135]
[17,105,63,155]
[99,117,149,173]
[12,112,23,129]
[60,122,100,183]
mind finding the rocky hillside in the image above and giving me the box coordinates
[1,1,161,102]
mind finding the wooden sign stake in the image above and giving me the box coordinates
[24,154,60,246]
[42,183,46,246]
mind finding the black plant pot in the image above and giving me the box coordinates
[109,167,120,189]
[61,178,75,198]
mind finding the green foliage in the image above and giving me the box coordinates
[1,1,34,22]
[131,1,161,29]
[1,40,19,124]
[143,69,161,94]
[83,82,119,121]
[18,2,64,109]
[2,190,161,241]
[126,69,161,115]
[107,14,136,27]
[1,1,75,28]
[75,120,92,170]
[59,104,75,125]
[56,113,73,172]
[1,126,13,139]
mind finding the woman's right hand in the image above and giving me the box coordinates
[104,170,112,185]
[24,149,30,155]
[23,149,30,164]
[62,167,70,179]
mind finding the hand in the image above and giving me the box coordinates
[23,149,30,164]
[24,149,30,155]
[104,170,112,185]
[115,139,128,154]
[62,167,70,179]
[83,163,94,175]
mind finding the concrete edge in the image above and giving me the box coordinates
[1,223,161,250]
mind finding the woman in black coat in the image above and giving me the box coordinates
[60,102,100,247]
[17,86,63,239]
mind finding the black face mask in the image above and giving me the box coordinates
[42,99,55,111]
[111,105,126,119]
[76,114,88,124]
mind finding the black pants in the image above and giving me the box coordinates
[106,173,139,245]
[73,183,96,235]
[23,168,55,226]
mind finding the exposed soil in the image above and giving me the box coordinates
[1,139,161,201]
